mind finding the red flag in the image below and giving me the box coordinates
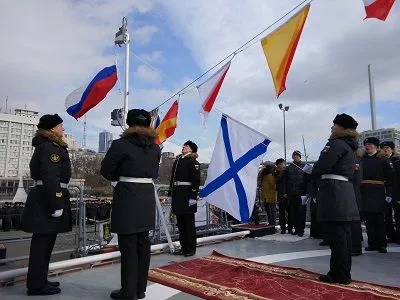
[197,61,231,126]
[155,100,179,145]
[363,0,395,21]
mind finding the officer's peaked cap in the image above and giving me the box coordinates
[364,137,380,147]
[380,141,395,150]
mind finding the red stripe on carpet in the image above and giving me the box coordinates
[148,251,400,300]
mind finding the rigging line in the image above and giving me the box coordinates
[153,0,312,110]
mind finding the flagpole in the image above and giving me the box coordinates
[123,18,130,130]
[114,17,130,130]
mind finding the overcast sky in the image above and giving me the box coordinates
[1,0,399,162]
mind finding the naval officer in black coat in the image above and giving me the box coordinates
[169,141,201,257]
[22,114,71,296]
[312,113,360,285]
[361,137,394,253]
[101,109,161,300]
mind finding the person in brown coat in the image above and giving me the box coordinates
[260,164,277,225]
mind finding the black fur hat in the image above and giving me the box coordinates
[37,114,63,130]
[333,113,358,129]
[126,109,151,127]
[184,140,198,153]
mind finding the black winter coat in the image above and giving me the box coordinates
[360,152,394,213]
[274,169,286,199]
[394,159,400,202]
[22,130,72,234]
[169,153,201,215]
[312,133,360,222]
[352,157,363,217]
[282,161,307,196]
[100,127,161,234]
[389,154,400,202]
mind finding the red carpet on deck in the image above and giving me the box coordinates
[148,251,400,300]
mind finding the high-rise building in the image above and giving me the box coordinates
[359,128,400,150]
[98,131,113,153]
[0,109,39,177]
[64,133,78,152]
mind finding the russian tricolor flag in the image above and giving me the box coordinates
[66,65,118,119]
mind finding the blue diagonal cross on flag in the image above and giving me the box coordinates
[200,114,270,222]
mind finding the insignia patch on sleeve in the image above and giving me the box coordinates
[55,192,63,198]
[195,165,200,170]
[50,154,61,163]
[322,145,330,153]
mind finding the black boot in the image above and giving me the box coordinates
[27,285,61,296]
[110,289,136,300]
[47,280,60,287]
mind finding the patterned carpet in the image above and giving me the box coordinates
[149,251,400,299]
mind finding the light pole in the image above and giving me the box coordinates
[279,103,289,162]
[115,17,130,130]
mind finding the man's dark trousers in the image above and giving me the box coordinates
[324,222,352,282]
[27,233,57,289]
[118,232,150,297]
[364,211,387,248]
[176,213,196,253]
[278,196,292,232]
[288,195,306,234]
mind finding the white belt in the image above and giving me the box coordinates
[321,174,348,182]
[173,181,192,186]
[35,180,69,188]
[119,176,153,183]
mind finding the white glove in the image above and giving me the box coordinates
[189,199,197,206]
[301,195,310,205]
[385,197,392,203]
[313,197,316,203]
[51,209,63,217]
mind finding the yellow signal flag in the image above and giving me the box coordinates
[261,4,310,97]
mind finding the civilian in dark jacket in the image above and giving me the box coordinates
[313,113,359,285]
[169,140,201,257]
[361,137,394,253]
[380,141,399,243]
[275,158,292,234]
[22,114,71,296]
[281,151,307,236]
[101,109,161,300]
